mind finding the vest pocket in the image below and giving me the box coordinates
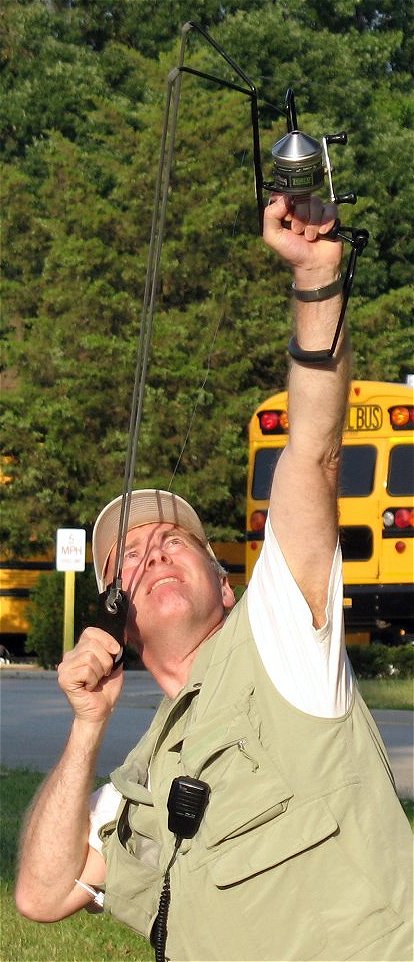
[181,708,294,848]
[210,795,338,886]
[205,764,292,847]
[209,795,402,959]
[104,800,162,939]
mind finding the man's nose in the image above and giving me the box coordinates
[146,544,171,567]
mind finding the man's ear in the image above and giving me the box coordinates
[221,577,236,610]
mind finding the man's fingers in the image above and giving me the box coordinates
[58,651,110,692]
[319,201,338,233]
[284,196,338,240]
[263,191,343,271]
[289,197,311,233]
[58,629,121,688]
[290,196,320,238]
[265,193,292,222]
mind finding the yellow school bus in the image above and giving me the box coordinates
[0,557,55,639]
[246,380,414,642]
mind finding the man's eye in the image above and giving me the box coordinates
[166,537,183,547]
[125,550,140,562]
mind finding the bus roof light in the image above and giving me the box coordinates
[279,411,289,430]
[260,411,279,432]
[383,508,413,531]
[257,410,289,434]
[382,510,394,528]
[389,405,414,429]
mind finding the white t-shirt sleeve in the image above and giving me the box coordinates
[89,782,122,853]
[247,516,352,717]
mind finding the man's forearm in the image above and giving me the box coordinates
[16,717,106,920]
[262,195,350,463]
[263,202,350,625]
[288,264,351,462]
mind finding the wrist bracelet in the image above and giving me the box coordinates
[292,275,343,302]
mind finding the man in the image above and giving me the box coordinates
[16,195,413,961]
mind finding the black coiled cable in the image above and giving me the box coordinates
[152,870,171,962]
[151,838,182,962]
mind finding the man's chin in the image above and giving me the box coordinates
[139,593,193,634]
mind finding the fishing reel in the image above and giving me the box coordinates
[261,86,369,363]
[265,88,356,206]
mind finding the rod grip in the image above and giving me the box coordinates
[96,587,129,667]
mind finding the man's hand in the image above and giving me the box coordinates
[263,193,342,283]
[57,628,123,724]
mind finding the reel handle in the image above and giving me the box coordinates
[334,191,357,206]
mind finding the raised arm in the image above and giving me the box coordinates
[15,629,122,921]
[263,194,350,627]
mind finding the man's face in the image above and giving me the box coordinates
[105,522,235,653]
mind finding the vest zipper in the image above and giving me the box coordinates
[237,738,259,772]
[193,737,259,778]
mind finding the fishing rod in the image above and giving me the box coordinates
[97,21,369,650]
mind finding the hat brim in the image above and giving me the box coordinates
[92,489,214,592]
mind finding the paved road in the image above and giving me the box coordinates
[0,669,163,777]
[372,709,413,799]
[1,669,413,797]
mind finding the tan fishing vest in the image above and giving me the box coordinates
[100,593,413,961]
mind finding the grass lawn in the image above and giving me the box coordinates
[0,768,154,962]
[1,676,412,960]
[357,677,413,710]
[0,887,155,962]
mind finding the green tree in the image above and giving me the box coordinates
[1,0,413,558]
[25,565,99,667]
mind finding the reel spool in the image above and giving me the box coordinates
[269,130,325,196]
[264,115,357,208]
[264,127,357,205]
[263,130,357,204]
[262,88,356,205]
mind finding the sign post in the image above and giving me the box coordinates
[56,529,86,654]
[62,570,76,655]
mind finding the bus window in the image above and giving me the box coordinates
[252,449,283,500]
[387,445,414,496]
[339,445,376,497]
[340,526,373,561]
